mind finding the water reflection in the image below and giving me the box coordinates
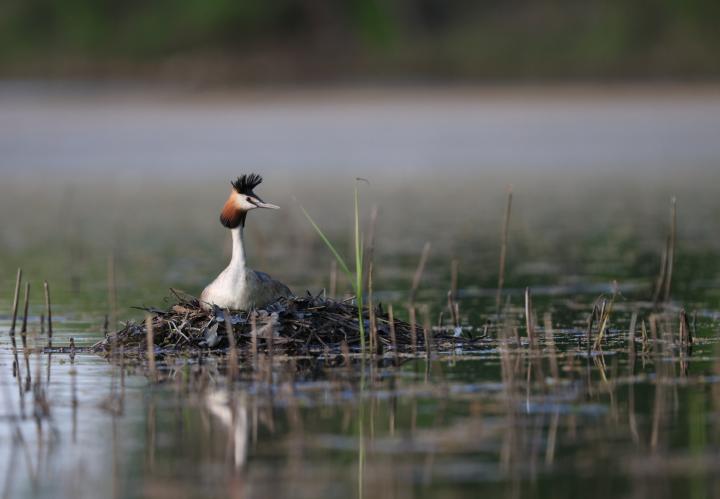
[1,302,720,498]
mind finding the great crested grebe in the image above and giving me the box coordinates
[200,174,292,311]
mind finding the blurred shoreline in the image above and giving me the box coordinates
[2,81,720,182]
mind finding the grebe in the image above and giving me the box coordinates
[200,174,292,311]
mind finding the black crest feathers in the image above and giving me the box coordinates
[232,173,263,195]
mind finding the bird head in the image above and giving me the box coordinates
[220,174,279,228]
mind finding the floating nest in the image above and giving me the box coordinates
[93,291,477,357]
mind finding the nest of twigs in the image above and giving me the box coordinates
[93,291,475,356]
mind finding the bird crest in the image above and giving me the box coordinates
[232,174,263,195]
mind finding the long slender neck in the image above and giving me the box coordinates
[228,226,246,274]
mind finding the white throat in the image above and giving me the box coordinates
[228,226,246,274]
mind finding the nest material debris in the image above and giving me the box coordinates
[93,291,475,356]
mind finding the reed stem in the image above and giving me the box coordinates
[496,186,513,314]
[145,315,157,382]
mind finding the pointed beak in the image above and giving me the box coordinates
[247,192,280,210]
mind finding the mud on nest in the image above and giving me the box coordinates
[93,291,479,356]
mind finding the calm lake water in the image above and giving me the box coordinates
[1,85,720,498]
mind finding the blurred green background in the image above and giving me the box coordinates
[2,0,720,81]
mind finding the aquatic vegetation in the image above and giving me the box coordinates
[92,292,481,358]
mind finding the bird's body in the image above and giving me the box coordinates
[200,174,292,311]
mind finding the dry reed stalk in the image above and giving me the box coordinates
[663,197,677,303]
[652,197,678,304]
[450,258,459,302]
[445,290,452,325]
[388,304,399,365]
[652,235,669,303]
[224,309,239,381]
[8,270,23,398]
[43,281,53,349]
[447,291,459,329]
[641,320,649,354]
[21,283,31,391]
[421,305,432,360]
[524,287,535,346]
[250,312,258,370]
[545,410,560,465]
[145,315,157,382]
[543,312,559,380]
[679,309,692,350]
[409,242,431,305]
[108,253,118,331]
[340,340,351,370]
[585,301,599,353]
[593,288,618,351]
[628,311,638,360]
[266,318,274,385]
[9,269,22,337]
[496,186,513,314]
[649,314,659,349]
[43,280,54,385]
[409,305,417,355]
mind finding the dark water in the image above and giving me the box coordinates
[1,87,720,498]
[1,294,720,499]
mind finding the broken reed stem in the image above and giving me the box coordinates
[543,312,559,379]
[409,305,418,355]
[10,268,22,337]
[21,283,32,389]
[679,309,692,350]
[407,242,430,357]
[21,282,30,339]
[496,186,513,314]
[447,290,459,329]
[43,281,53,350]
[641,320,649,353]
[663,196,677,303]
[524,287,535,346]
[224,309,239,381]
[341,340,351,370]
[409,242,431,305]
[653,196,678,304]
[593,292,617,352]
[421,305,432,360]
[266,317,274,384]
[108,253,118,331]
[450,258,459,302]
[586,302,598,354]
[388,304,399,365]
[9,270,22,392]
[145,315,157,382]
[652,235,669,303]
[628,311,638,360]
[250,312,258,370]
